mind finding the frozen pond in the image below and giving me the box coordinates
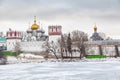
[0,61,120,80]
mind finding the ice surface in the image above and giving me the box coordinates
[0,61,120,80]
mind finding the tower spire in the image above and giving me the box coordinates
[34,16,36,24]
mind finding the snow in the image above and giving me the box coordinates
[19,53,44,59]
[1,60,120,80]
[6,53,44,64]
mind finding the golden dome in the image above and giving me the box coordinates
[31,16,39,30]
[94,24,97,31]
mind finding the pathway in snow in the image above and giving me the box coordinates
[0,61,120,80]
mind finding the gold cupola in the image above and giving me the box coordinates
[31,16,39,30]
[94,24,97,32]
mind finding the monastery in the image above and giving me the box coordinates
[0,17,62,52]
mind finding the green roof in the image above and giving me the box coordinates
[0,37,6,43]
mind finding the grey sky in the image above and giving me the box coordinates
[0,0,120,38]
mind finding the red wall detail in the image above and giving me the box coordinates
[48,26,62,36]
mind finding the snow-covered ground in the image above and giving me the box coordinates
[0,61,120,80]
[19,53,44,59]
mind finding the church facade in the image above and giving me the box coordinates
[20,17,48,52]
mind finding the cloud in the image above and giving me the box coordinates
[0,0,4,5]
[0,0,120,21]
[0,0,120,38]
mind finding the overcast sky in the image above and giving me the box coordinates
[0,0,120,38]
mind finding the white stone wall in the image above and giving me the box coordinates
[20,41,46,52]
[49,35,61,43]
[7,39,21,51]
[0,43,6,46]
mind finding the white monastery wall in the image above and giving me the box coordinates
[7,39,21,51]
[20,41,46,52]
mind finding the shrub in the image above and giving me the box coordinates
[86,55,106,58]
[3,51,23,56]
[0,51,6,58]
[0,51,7,64]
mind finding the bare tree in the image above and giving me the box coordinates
[14,42,21,59]
[43,41,58,60]
[98,32,106,40]
[67,33,72,58]
[58,30,88,59]
[71,30,88,59]
[0,48,7,64]
[57,34,68,59]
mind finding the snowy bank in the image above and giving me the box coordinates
[7,53,45,64]
[19,53,44,59]
[6,56,120,64]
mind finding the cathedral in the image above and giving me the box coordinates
[6,17,48,52]
[22,16,48,42]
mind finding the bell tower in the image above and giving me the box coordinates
[48,26,61,35]
[48,25,62,43]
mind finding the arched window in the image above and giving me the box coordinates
[14,31,16,36]
[56,27,57,32]
[58,49,59,52]
[53,28,56,32]
[10,32,12,36]
[52,28,53,32]
[74,49,76,52]
[62,49,64,52]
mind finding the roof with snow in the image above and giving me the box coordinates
[85,39,120,45]
[0,37,6,43]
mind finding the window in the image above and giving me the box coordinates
[53,28,56,32]
[58,49,59,52]
[52,28,53,32]
[49,28,52,33]
[62,49,64,52]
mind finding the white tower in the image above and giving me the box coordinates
[48,26,62,54]
[6,29,22,51]
[48,25,62,43]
